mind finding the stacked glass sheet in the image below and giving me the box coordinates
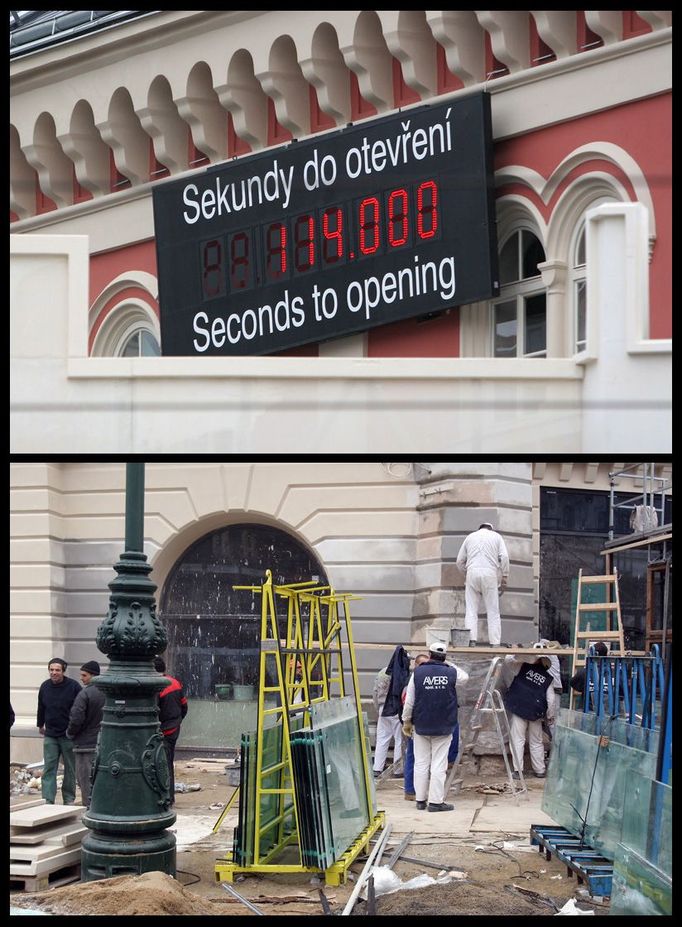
[542,709,658,860]
[291,696,376,867]
[610,771,672,915]
[233,721,297,866]
[233,697,376,870]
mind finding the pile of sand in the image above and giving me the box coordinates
[10,871,231,916]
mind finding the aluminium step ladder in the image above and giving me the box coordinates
[445,656,528,802]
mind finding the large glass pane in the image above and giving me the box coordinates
[524,293,546,355]
[542,714,657,859]
[498,232,519,285]
[311,696,374,863]
[521,229,545,278]
[493,299,517,357]
[610,772,672,915]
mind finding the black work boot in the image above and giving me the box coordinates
[416,800,427,810]
[427,802,454,812]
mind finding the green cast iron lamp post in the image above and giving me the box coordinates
[81,463,176,879]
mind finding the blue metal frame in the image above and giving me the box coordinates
[583,646,665,730]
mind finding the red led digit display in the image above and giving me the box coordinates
[227,230,253,291]
[264,222,288,281]
[321,206,345,265]
[417,179,438,239]
[200,182,442,300]
[358,196,381,256]
[200,238,226,299]
[387,188,409,248]
[293,214,315,273]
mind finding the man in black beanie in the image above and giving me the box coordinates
[37,658,81,804]
[66,661,105,808]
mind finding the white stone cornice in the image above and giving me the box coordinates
[379,10,437,99]
[475,10,530,74]
[530,11,577,59]
[585,11,622,45]
[425,10,484,87]
[22,114,74,209]
[339,12,393,113]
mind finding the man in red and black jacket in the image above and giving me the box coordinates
[154,656,188,804]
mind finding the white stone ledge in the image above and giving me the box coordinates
[65,356,584,381]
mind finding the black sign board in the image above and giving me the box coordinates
[153,92,498,356]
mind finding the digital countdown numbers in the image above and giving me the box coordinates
[153,93,498,356]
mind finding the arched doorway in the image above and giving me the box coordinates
[159,522,326,749]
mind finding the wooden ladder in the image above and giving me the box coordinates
[569,569,625,709]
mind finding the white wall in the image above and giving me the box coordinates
[10,226,670,452]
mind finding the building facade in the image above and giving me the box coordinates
[10,460,671,763]
[9,11,672,453]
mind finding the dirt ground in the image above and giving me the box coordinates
[10,758,609,916]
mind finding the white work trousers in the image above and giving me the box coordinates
[373,714,402,772]
[508,713,545,775]
[413,732,452,805]
[464,568,501,645]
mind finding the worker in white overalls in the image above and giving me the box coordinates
[456,522,510,646]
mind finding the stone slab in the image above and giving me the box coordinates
[9,846,81,877]
[379,791,482,837]
[10,843,68,863]
[10,822,87,846]
[10,804,85,828]
[470,794,559,833]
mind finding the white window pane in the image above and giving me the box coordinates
[521,230,545,279]
[499,233,519,285]
[576,280,587,350]
[524,293,546,355]
[494,300,517,357]
[576,227,586,267]
[140,330,161,356]
[121,331,140,357]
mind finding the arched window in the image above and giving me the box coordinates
[90,297,161,357]
[492,228,547,357]
[570,224,587,354]
[120,327,161,357]
[159,524,326,705]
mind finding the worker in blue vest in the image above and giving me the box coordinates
[503,653,556,779]
[401,641,468,812]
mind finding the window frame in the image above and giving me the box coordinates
[490,227,547,358]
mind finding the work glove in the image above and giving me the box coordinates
[402,721,413,738]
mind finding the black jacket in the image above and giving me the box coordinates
[158,675,188,737]
[66,682,105,748]
[382,645,412,719]
[412,660,459,736]
[504,662,552,721]
[37,677,82,737]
